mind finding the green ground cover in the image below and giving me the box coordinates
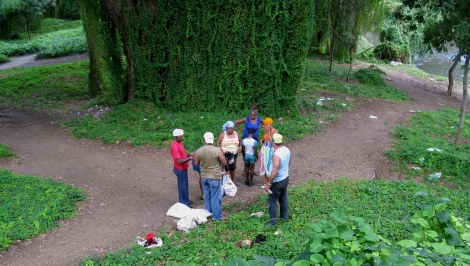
[0,144,14,158]
[81,179,470,265]
[387,108,470,190]
[0,170,86,250]
[301,59,409,102]
[0,19,86,59]
[65,59,407,151]
[0,61,89,112]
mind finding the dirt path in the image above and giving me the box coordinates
[0,68,467,265]
[0,53,88,70]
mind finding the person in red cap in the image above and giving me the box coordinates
[170,128,192,206]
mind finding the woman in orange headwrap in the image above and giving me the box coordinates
[259,117,278,177]
[261,118,278,144]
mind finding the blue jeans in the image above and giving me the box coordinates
[173,167,191,206]
[202,177,223,220]
[268,177,289,225]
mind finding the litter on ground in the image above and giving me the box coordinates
[369,115,378,119]
[426,148,442,152]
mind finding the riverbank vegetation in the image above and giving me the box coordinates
[0,170,86,250]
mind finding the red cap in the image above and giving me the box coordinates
[145,232,156,242]
[251,105,257,110]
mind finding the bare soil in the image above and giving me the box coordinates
[0,64,468,265]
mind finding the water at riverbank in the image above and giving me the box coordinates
[413,46,468,83]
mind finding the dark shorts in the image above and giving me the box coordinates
[192,159,201,173]
[224,152,237,171]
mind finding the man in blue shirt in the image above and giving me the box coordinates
[263,133,291,225]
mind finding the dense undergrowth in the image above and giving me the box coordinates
[64,59,407,151]
[387,108,470,189]
[0,144,14,158]
[0,170,86,250]
[0,19,87,60]
[0,61,89,112]
[80,179,470,265]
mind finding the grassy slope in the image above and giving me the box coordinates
[81,179,470,265]
[0,170,86,250]
[0,61,89,112]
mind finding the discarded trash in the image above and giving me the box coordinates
[166,202,212,232]
[222,175,237,196]
[428,172,442,182]
[136,232,163,248]
[250,211,264,218]
[390,61,402,66]
[177,217,197,232]
[369,115,378,119]
[426,148,442,152]
[235,239,253,248]
[274,229,281,236]
[410,166,421,170]
[341,103,347,107]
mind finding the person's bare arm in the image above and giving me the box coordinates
[266,155,280,185]
[192,153,200,166]
[176,157,191,164]
[216,132,224,148]
[234,117,247,132]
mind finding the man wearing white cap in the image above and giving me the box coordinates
[170,128,192,206]
[193,132,227,220]
[264,133,290,225]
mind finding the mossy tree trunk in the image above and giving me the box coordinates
[455,55,469,144]
[448,52,461,96]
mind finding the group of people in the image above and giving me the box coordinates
[170,106,291,225]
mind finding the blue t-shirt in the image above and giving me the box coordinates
[243,116,262,139]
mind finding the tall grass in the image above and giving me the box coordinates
[0,144,14,158]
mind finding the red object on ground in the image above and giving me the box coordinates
[145,232,156,242]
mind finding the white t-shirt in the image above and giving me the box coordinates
[242,138,258,155]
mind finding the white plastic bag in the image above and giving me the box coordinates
[177,216,197,232]
[222,175,237,196]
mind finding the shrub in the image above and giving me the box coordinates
[380,25,405,44]
[0,53,9,64]
[373,41,411,63]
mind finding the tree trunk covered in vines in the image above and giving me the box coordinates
[455,55,469,144]
[78,0,104,96]
[448,53,461,96]
[80,0,314,116]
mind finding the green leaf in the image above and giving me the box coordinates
[413,218,429,228]
[422,209,435,218]
[434,203,446,212]
[310,240,324,253]
[292,260,313,266]
[431,242,452,254]
[339,230,355,241]
[424,230,438,238]
[310,254,325,263]
[398,239,417,248]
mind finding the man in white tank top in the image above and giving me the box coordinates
[263,133,290,226]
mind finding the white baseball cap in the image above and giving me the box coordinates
[204,132,214,144]
[173,128,184,137]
